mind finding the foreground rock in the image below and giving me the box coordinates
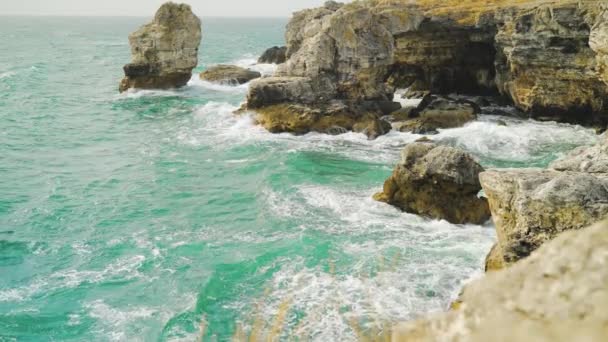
[258,46,287,64]
[119,3,201,92]
[245,0,608,135]
[199,65,261,85]
[393,220,608,341]
[374,142,490,224]
[392,95,480,134]
[480,136,608,268]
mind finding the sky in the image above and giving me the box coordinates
[0,0,349,17]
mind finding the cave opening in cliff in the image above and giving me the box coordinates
[386,25,500,97]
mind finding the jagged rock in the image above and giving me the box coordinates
[246,0,608,135]
[199,65,260,85]
[590,5,608,86]
[550,135,608,173]
[253,102,390,140]
[119,2,202,92]
[393,220,608,342]
[480,168,608,265]
[246,77,330,109]
[393,95,480,134]
[494,2,608,125]
[484,243,505,272]
[258,46,287,64]
[374,142,491,224]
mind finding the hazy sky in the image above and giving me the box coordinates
[0,0,349,17]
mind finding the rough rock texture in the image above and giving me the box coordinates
[393,220,608,342]
[245,0,608,134]
[253,102,391,140]
[393,95,480,134]
[258,46,287,64]
[119,2,201,92]
[494,2,608,125]
[480,136,608,267]
[374,142,491,224]
[199,65,261,85]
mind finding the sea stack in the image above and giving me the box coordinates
[119,2,202,92]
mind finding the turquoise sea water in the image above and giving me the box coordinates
[0,16,600,341]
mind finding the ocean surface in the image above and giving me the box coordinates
[0,16,600,341]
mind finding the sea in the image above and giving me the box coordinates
[0,16,599,341]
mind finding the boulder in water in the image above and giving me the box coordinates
[374,142,491,224]
[258,46,287,64]
[199,65,261,85]
[119,2,202,92]
[393,95,480,134]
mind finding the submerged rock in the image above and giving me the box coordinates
[258,46,287,64]
[119,2,201,92]
[393,220,608,341]
[480,136,608,268]
[199,65,261,85]
[374,142,491,225]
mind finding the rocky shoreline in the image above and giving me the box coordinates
[117,1,608,339]
[243,0,608,137]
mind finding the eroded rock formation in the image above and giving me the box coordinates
[480,135,608,268]
[258,46,287,64]
[374,142,491,224]
[393,220,608,341]
[199,65,261,85]
[119,2,202,92]
[392,95,480,134]
[244,0,608,135]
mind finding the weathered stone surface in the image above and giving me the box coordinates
[590,4,608,86]
[119,2,201,92]
[199,65,260,85]
[493,2,608,125]
[480,168,608,265]
[393,220,608,342]
[484,243,505,272]
[246,0,608,135]
[374,142,491,224]
[258,46,287,64]
[253,102,391,140]
[394,95,480,134]
[550,136,608,174]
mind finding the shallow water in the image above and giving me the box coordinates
[0,16,599,341]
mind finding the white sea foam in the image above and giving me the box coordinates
[226,183,494,340]
[182,102,598,167]
[232,55,278,76]
[0,71,16,80]
[393,89,422,107]
[187,75,250,93]
[0,255,146,303]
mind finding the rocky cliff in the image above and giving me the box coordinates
[119,2,202,92]
[245,0,608,135]
[393,220,608,341]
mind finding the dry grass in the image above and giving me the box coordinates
[358,0,589,24]
[195,253,409,341]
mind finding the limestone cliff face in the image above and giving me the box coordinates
[494,2,608,124]
[393,220,608,342]
[119,2,202,92]
[246,0,608,133]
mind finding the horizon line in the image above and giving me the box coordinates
[0,13,291,19]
